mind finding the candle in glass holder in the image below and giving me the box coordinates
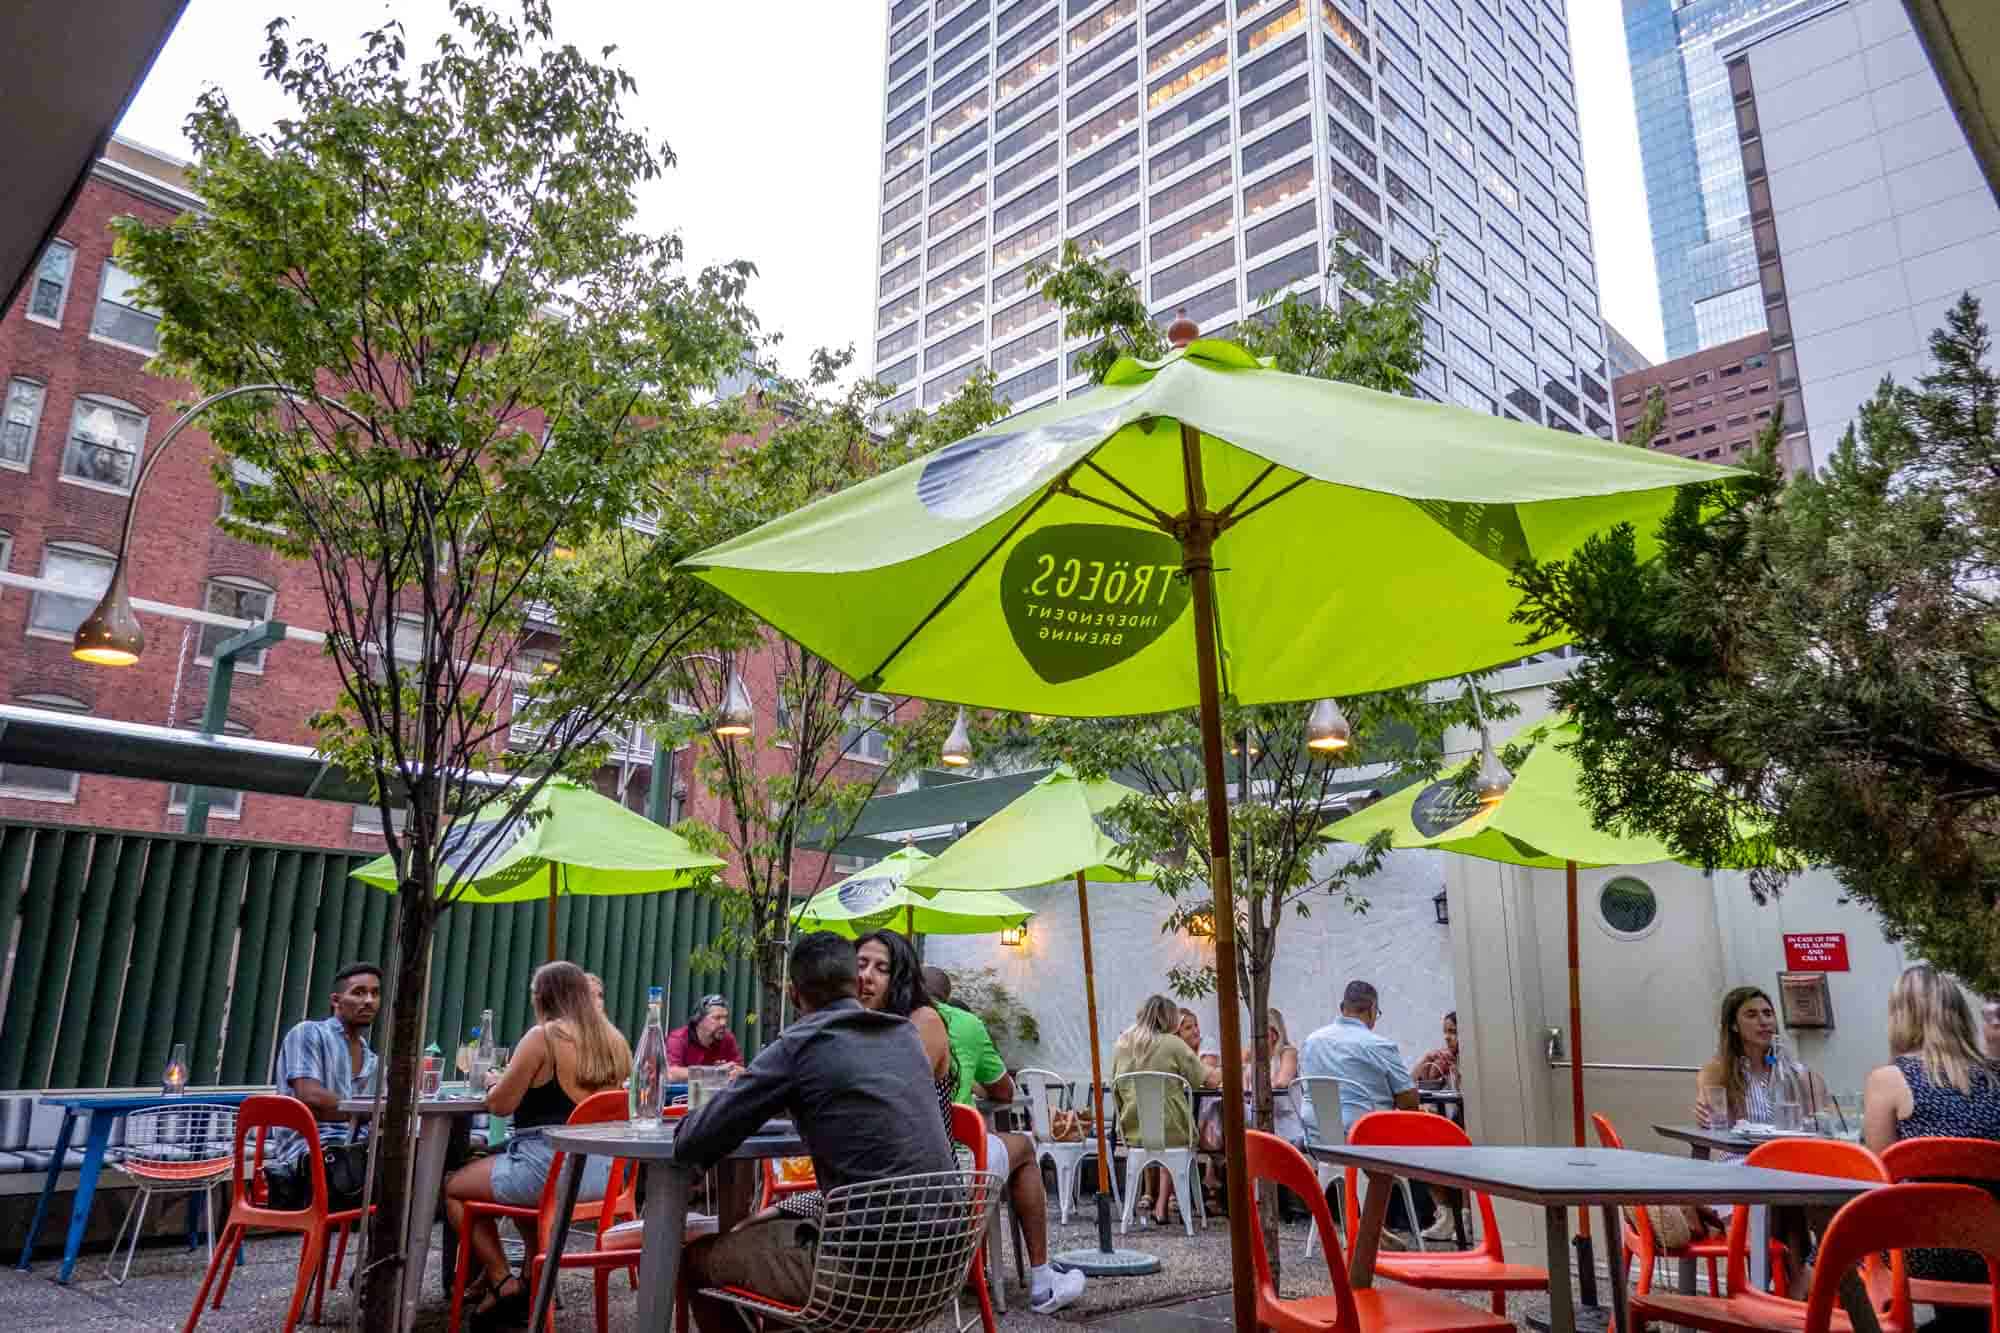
[162,1041,189,1095]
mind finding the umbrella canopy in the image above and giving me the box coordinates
[686,339,1733,716]
[905,765,1158,891]
[687,331,1737,1331]
[350,779,725,901]
[791,845,1031,938]
[1320,722,1679,868]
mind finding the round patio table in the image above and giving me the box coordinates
[525,1118,804,1333]
[339,1093,486,1331]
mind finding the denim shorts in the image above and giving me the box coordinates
[489,1130,612,1207]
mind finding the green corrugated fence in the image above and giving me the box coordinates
[0,820,759,1092]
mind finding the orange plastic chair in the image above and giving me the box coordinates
[1592,1112,1790,1297]
[1244,1129,1516,1333]
[181,1094,375,1333]
[448,1088,639,1333]
[1880,1137,2000,1313]
[1340,1111,1550,1315]
[1630,1138,1910,1333]
[760,1154,818,1211]
[948,1101,1001,1333]
[1803,1184,2000,1333]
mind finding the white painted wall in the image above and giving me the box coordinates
[922,843,1459,1088]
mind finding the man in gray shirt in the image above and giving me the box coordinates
[675,931,954,1330]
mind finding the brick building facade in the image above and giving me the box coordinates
[0,139,896,891]
[1611,328,1812,473]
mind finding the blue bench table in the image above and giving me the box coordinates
[15,1090,256,1284]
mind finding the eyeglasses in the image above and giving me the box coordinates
[697,994,728,1013]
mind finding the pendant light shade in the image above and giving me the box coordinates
[713,669,755,738]
[72,567,144,666]
[1306,697,1352,752]
[940,707,974,767]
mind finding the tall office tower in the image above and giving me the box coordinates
[1623,0,1818,359]
[874,0,1618,438]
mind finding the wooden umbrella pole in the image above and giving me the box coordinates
[546,862,558,964]
[1074,870,1117,1251]
[1179,419,1258,1333]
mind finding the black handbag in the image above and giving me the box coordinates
[265,1139,371,1211]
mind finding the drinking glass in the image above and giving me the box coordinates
[1702,1087,1731,1130]
[688,1065,729,1114]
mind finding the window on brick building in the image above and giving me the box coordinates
[0,693,87,800]
[90,262,162,353]
[28,542,114,637]
[62,395,147,491]
[167,719,251,820]
[219,457,277,524]
[27,241,75,326]
[2,378,45,469]
[353,803,411,837]
[843,692,896,764]
[0,530,10,574]
[196,577,276,671]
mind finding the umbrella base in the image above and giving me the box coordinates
[1522,1301,1613,1333]
[1051,1246,1163,1277]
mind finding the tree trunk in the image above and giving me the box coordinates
[756,931,787,1038]
[359,885,434,1331]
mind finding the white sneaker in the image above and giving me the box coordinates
[1031,1266,1087,1314]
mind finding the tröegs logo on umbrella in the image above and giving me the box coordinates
[917,409,1121,519]
[836,874,898,915]
[1408,780,1483,838]
[1001,523,1190,683]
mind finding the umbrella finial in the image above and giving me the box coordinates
[1167,308,1199,348]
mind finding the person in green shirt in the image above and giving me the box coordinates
[922,966,1009,1104]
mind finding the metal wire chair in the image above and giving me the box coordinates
[105,1102,237,1284]
[705,1167,1003,1332]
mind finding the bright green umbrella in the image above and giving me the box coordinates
[906,766,1160,1271]
[791,844,1031,938]
[351,779,725,960]
[688,329,1737,1327]
[1323,721,1769,1311]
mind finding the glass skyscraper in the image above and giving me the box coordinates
[874,0,1617,439]
[1624,0,1812,358]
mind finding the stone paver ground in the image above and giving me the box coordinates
[3,1209,1575,1330]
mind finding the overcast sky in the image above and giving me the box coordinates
[117,1,1669,374]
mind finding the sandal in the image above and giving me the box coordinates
[472,1273,526,1326]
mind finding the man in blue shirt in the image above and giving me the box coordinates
[269,960,381,1172]
[1299,979,1442,1241]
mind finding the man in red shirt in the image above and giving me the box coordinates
[667,992,744,1081]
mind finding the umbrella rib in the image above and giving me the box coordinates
[856,470,1069,689]
[1214,462,1278,522]
[1055,483,1164,528]
[1081,459,1176,527]
[1217,474,1311,533]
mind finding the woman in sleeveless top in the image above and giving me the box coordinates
[854,929,1086,1314]
[444,960,633,1320]
[1864,964,2000,1313]
[1687,987,1822,1234]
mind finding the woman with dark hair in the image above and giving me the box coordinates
[444,960,633,1320]
[854,930,1085,1314]
[1695,985,1823,1130]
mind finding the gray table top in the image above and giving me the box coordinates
[338,1096,487,1115]
[1306,1144,1878,1208]
[545,1120,805,1162]
[1653,1123,1759,1153]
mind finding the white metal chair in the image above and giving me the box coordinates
[104,1103,236,1284]
[1015,1068,1115,1224]
[704,1167,1002,1332]
[1295,1077,1426,1260]
[1112,1071,1206,1237]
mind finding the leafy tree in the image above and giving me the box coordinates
[1620,387,1668,448]
[1513,295,2000,988]
[632,353,1010,1027]
[997,241,1507,1263]
[113,6,756,1322]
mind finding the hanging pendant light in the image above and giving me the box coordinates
[940,706,974,767]
[1468,680,1511,806]
[713,669,755,738]
[72,566,145,665]
[1305,697,1351,752]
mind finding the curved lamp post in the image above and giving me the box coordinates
[72,383,373,666]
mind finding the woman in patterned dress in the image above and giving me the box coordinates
[1864,963,2000,1328]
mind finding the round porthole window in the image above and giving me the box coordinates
[1598,876,1660,939]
